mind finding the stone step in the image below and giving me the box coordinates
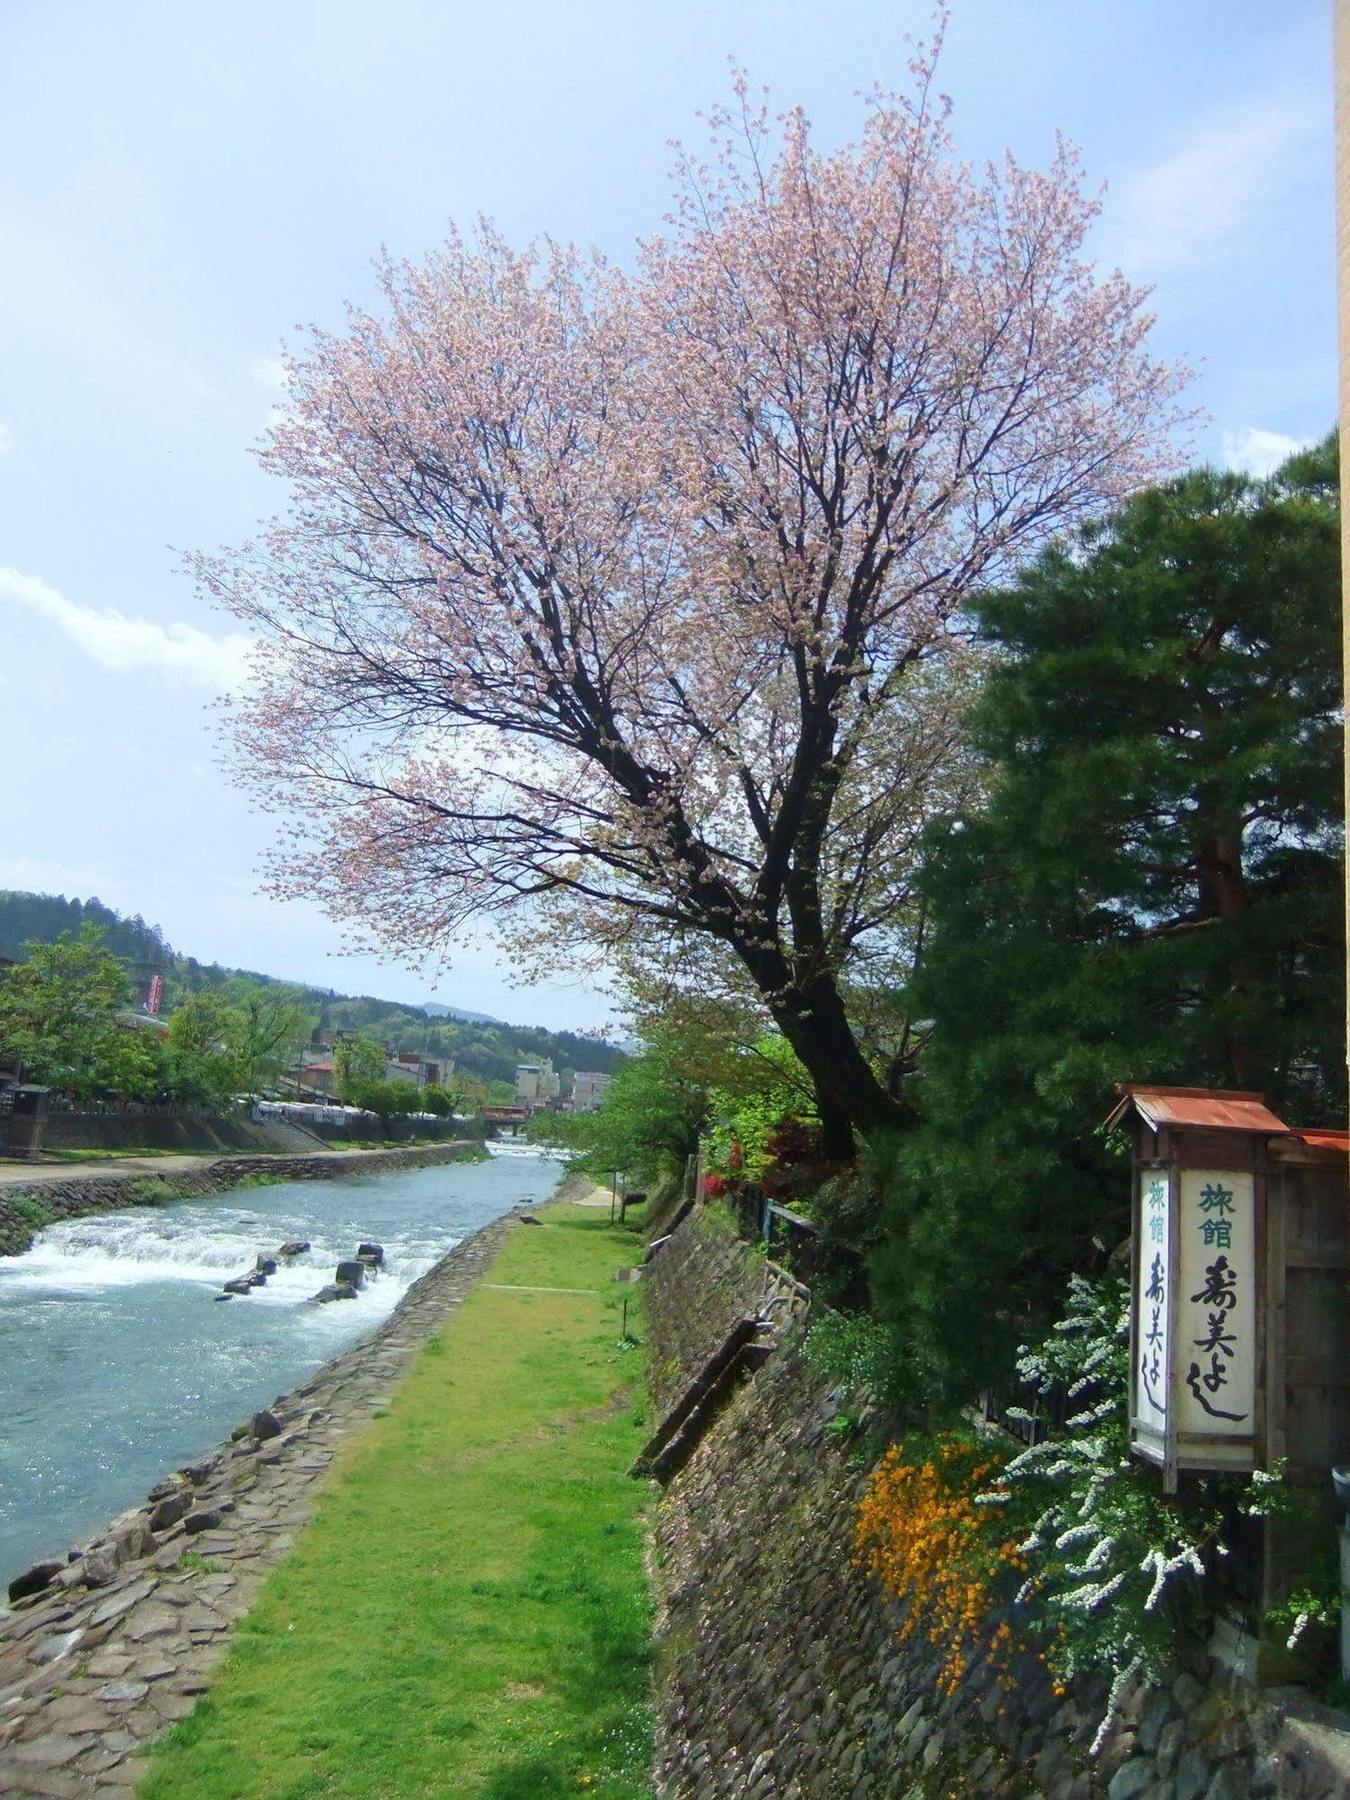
[631,1318,780,1483]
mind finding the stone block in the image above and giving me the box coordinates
[94,1680,149,1706]
[1203,1764,1250,1800]
[148,1493,192,1534]
[1157,1717,1186,1780]
[1138,1692,1174,1755]
[1173,1671,1205,1713]
[7,1562,61,1604]
[1173,1746,1212,1800]
[1108,1759,1155,1800]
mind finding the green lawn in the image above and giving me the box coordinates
[138,1196,653,1800]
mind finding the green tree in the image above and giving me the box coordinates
[872,440,1346,1408]
[705,1034,817,1174]
[333,1033,387,1102]
[220,978,313,1093]
[345,1079,417,1135]
[548,1036,702,1188]
[0,927,161,1098]
[166,992,248,1105]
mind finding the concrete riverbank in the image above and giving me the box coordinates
[0,1200,528,1798]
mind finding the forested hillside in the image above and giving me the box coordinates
[0,892,623,1088]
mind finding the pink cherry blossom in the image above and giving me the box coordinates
[201,28,1188,1145]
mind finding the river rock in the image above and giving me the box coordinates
[252,1409,283,1441]
[149,1492,192,1532]
[8,1560,62,1603]
[357,1241,384,1266]
[334,1260,366,1288]
[183,1508,223,1535]
[103,1510,155,1565]
[255,1255,278,1275]
[314,1281,358,1303]
[31,1626,85,1665]
[95,1679,149,1705]
[278,1239,310,1256]
[80,1545,121,1587]
[223,1278,253,1296]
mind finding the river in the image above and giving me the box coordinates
[0,1146,563,1583]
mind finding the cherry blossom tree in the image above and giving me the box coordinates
[206,35,1187,1153]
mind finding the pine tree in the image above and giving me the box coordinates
[872,438,1346,1407]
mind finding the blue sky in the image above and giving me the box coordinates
[0,0,1333,1032]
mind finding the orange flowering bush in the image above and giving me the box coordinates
[854,1433,1027,1695]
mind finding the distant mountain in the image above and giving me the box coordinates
[420,1001,502,1025]
[0,891,625,1087]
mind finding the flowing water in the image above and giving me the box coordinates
[0,1146,563,1582]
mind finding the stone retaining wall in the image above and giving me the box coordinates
[0,1141,485,1256]
[644,1204,802,1417]
[646,1206,1350,1800]
[38,1112,326,1158]
[0,1201,527,1799]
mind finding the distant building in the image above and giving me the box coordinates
[387,1051,446,1089]
[515,1058,560,1107]
[298,1060,337,1098]
[571,1071,611,1113]
[115,1008,170,1040]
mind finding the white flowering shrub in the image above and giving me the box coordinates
[992,1271,1226,1750]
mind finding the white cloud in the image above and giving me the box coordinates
[248,355,296,433]
[1220,426,1307,478]
[0,566,254,690]
[1107,94,1321,274]
[249,355,291,392]
[0,421,15,457]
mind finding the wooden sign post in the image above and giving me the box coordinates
[1107,1086,1290,1493]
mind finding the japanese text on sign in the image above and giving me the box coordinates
[1176,1171,1254,1437]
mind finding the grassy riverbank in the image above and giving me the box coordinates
[138,1187,653,1800]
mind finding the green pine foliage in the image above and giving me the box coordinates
[872,440,1346,1407]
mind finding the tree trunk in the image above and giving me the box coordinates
[813,1088,857,1164]
[769,970,915,1148]
[1196,816,1260,1087]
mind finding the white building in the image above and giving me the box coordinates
[515,1058,560,1106]
[571,1071,611,1113]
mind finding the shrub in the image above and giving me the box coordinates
[854,1432,1025,1696]
[802,1310,900,1406]
[994,1271,1237,1746]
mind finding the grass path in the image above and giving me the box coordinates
[138,1193,653,1800]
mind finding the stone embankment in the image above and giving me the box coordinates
[0,1141,484,1256]
[645,1206,1350,1800]
[0,1204,526,1799]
